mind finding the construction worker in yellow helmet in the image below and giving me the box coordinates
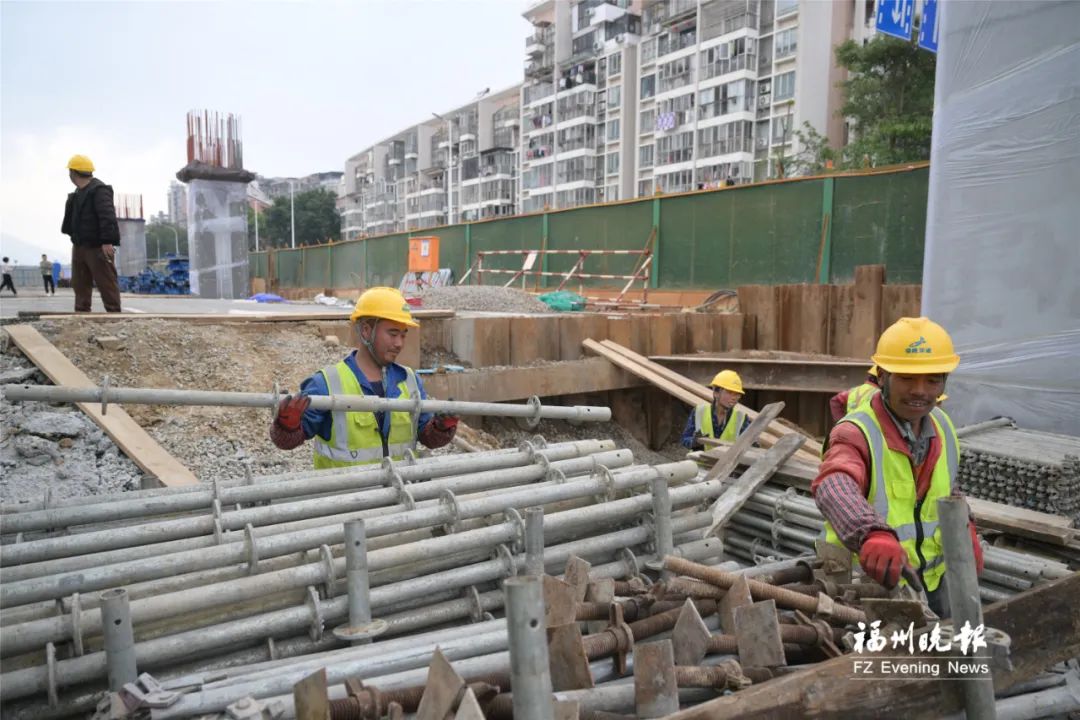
[829,365,880,423]
[269,287,458,467]
[812,317,982,618]
[681,369,751,449]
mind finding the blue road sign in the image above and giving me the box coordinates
[876,0,915,41]
[919,0,940,53]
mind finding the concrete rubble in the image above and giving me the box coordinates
[416,286,551,314]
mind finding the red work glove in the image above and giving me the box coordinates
[970,522,984,575]
[433,414,459,432]
[859,530,909,589]
[275,395,310,432]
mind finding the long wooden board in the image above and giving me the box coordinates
[422,358,639,403]
[585,339,821,464]
[4,325,199,487]
[22,309,456,322]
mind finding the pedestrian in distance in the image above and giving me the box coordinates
[61,154,121,312]
[39,254,56,295]
[0,257,16,295]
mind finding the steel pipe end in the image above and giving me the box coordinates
[331,619,389,642]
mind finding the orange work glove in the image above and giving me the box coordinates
[275,395,310,432]
[970,522,984,575]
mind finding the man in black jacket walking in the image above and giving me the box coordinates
[61,154,121,312]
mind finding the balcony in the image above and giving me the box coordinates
[701,53,756,81]
[663,0,697,25]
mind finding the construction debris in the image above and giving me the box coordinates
[415,286,551,314]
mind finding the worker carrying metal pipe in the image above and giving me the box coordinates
[270,287,458,466]
[829,365,880,423]
[681,370,751,450]
[812,317,983,617]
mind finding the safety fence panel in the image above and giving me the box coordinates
[301,245,333,289]
[250,252,267,279]
[830,166,929,284]
[363,233,409,289]
[274,249,303,288]
[470,215,545,284]
[430,225,469,281]
[331,241,367,290]
[545,200,654,289]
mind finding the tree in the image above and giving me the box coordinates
[145,221,187,261]
[260,189,341,248]
[790,122,839,177]
[834,35,937,167]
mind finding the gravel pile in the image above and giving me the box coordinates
[417,286,551,314]
[0,348,145,503]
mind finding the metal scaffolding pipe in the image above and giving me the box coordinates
[1,460,683,656]
[524,507,545,576]
[100,589,137,691]
[0,440,610,539]
[0,383,612,424]
[505,577,555,720]
[0,451,636,609]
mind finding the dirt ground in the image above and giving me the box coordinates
[27,318,689,485]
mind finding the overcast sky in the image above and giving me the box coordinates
[0,0,530,262]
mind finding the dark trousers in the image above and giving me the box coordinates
[0,274,14,295]
[72,245,121,312]
[42,274,55,294]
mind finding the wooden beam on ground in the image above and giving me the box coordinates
[700,402,786,484]
[4,325,198,488]
[421,358,639,403]
[652,353,867,394]
[584,339,821,464]
[662,572,1080,720]
[705,434,805,538]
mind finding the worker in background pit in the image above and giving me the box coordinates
[681,370,751,450]
[812,317,983,617]
[829,366,880,423]
[269,287,458,466]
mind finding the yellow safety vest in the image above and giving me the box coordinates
[312,361,420,469]
[846,382,879,413]
[694,404,744,443]
[824,406,959,591]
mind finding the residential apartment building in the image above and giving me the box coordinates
[167,180,187,227]
[257,171,344,201]
[339,87,521,241]
[340,0,876,233]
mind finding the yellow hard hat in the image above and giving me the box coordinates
[872,317,959,375]
[868,366,879,378]
[709,370,744,394]
[67,154,95,173]
[350,287,418,327]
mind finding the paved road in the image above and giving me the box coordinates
[0,288,350,319]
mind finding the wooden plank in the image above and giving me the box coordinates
[699,402,786,484]
[719,314,745,351]
[25,309,456,322]
[4,325,198,488]
[588,341,821,467]
[558,314,610,361]
[662,573,1080,720]
[705,434,805,538]
[852,265,885,358]
[606,316,648,356]
[422,358,639,403]
[510,316,562,365]
[600,341,816,459]
[672,313,690,354]
[737,285,780,350]
[451,317,510,368]
[683,313,714,353]
[649,315,676,357]
[881,284,922,330]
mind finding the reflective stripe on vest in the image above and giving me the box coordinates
[823,405,959,591]
[694,404,743,442]
[846,383,878,413]
[312,362,420,468]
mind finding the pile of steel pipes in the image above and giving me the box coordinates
[0,434,781,719]
[715,483,1073,604]
[956,419,1080,524]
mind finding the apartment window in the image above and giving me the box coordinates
[641,37,657,63]
[608,84,621,108]
[776,0,798,17]
[523,194,552,213]
[698,80,753,120]
[697,121,754,157]
[640,74,656,100]
[772,117,792,142]
[605,185,619,201]
[655,130,694,166]
[558,124,596,152]
[774,71,795,101]
[639,144,654,169]
[606,151,620,175]
[608,53,622,77]
[607,118,621,141]
[462,185,480,206]
[640,109,656,134]
[523,164,554,190]
[775,29,797,59]
[658,92,696,129]
[557,156,598,184]
[658,56,694,93]
[657,169,694,193]
[556,187,596,208]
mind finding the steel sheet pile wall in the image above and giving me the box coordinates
[251,166,929,293]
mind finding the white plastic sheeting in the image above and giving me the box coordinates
[115,220,147,276]
[186,179,249,299]
[922,0,1080,435]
